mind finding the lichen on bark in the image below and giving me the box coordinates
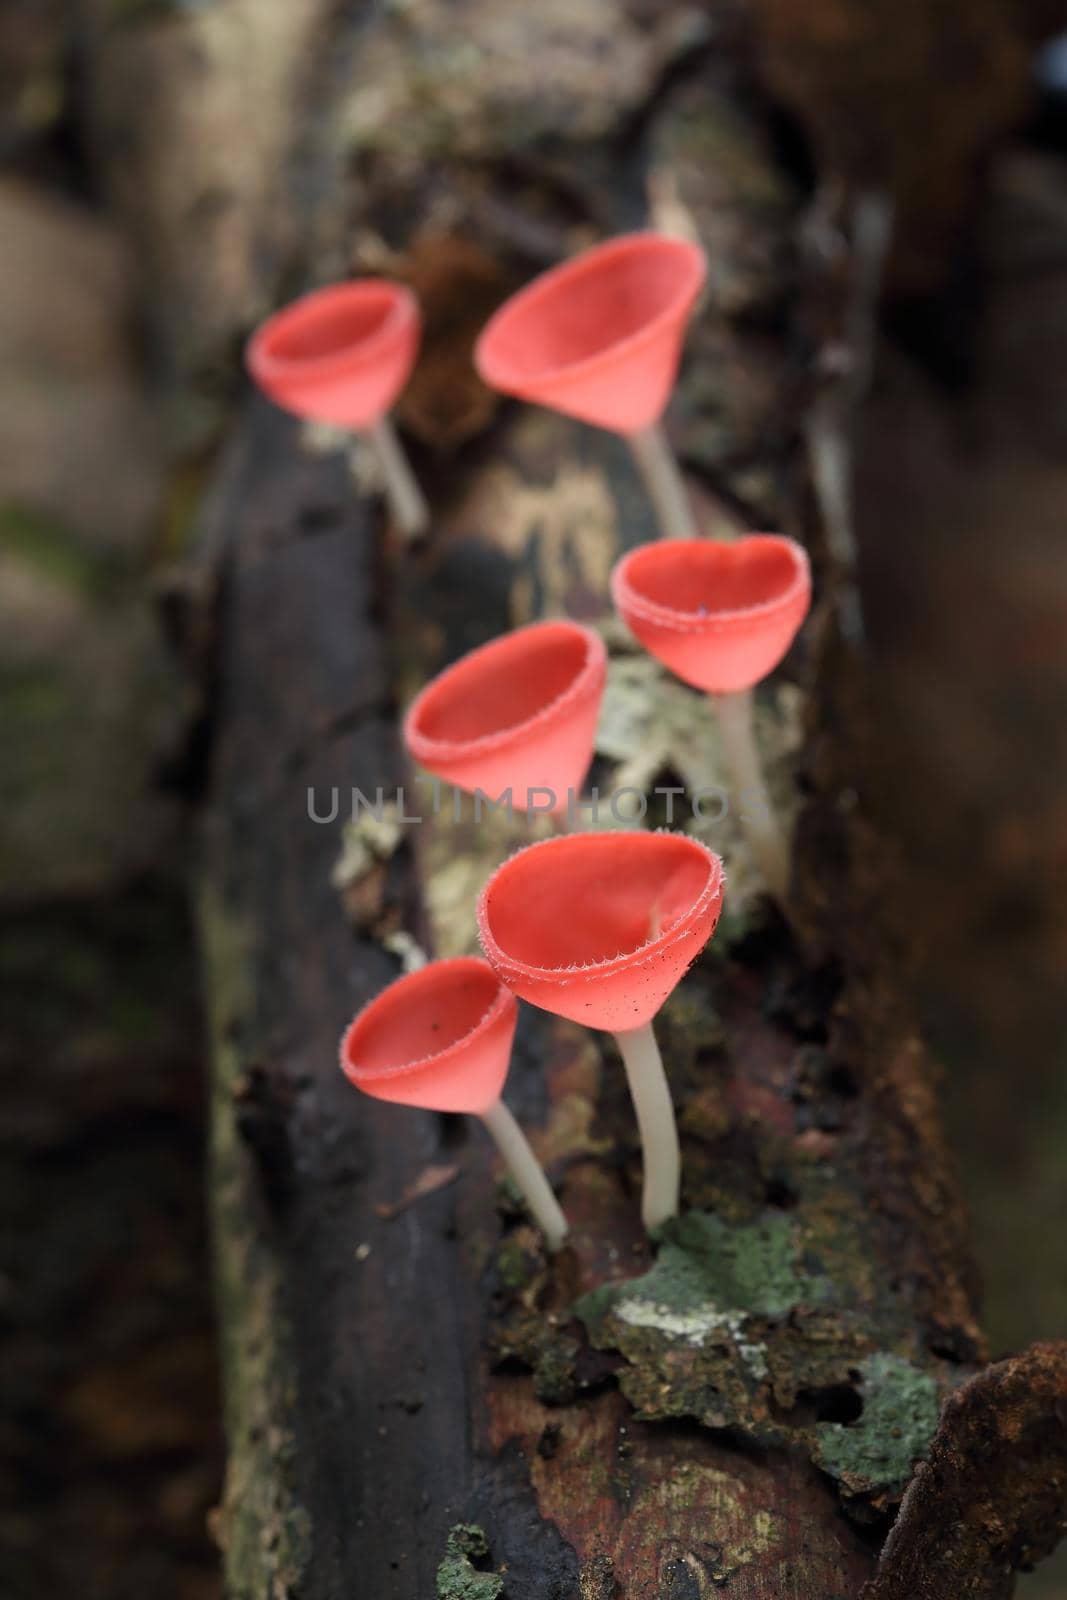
[572,1206,950,1501]
[435,1525,505,1600]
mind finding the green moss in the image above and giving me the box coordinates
[814,1353,941,1493]
[436,1525,504,1600]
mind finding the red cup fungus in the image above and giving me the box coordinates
[403,620,607,816]
[611,536,810,696]
[340,956,567,1249]
[475,233,707,539]
[246,279,428,539]
[611,535,812,903]
[477,831,724,1228]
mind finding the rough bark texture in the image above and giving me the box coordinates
[175,2,1067,1596]
[864,1343,1067,1600]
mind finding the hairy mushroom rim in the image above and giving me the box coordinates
[477,829,722,977]
[614,535,810,628]
[478,831,725,1230]
[340,957,568,1249]
[341,957,511,1088]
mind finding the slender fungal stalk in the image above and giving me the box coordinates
[366,414,430,540]
[613,1020,680,1229]
[712,687,789,902]
[628,421,700,540]
[481,1099,568,1251]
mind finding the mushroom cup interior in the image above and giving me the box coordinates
[485,239,702,381]
[346,960,503,1078]
[485,834,716,972]
[263,288,399,368]
[412,624,595,747]
[624,537,802,619]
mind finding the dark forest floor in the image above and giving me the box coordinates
[0,890,221,1600]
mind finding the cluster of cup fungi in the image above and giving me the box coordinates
[247,232,813,1252]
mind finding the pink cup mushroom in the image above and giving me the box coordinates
[478,831,724,1229]
[475,233,706,540]
[403,620,607,817]
[340,956,567,1250]
[247,279,429,540]
[611,535,812,902]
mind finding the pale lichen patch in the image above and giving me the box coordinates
[616,1294,748,1347]
[573,1208,946,1498]
[814,1353,942,1494]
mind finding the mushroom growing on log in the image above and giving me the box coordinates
[476,233,706,539]
[341,957,569,1251]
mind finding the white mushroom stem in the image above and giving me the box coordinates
[628,422,700,540]
[613,1020,680,1230]
[366,414,430,540]
[711,687,789,902]
[480,1100,568,1252]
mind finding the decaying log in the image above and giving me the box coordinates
[865,1342,1067,1600]
[181,4,1067,1597]
[197,388,1067,1600]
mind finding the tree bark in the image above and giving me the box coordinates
[166,3,1067,1596]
